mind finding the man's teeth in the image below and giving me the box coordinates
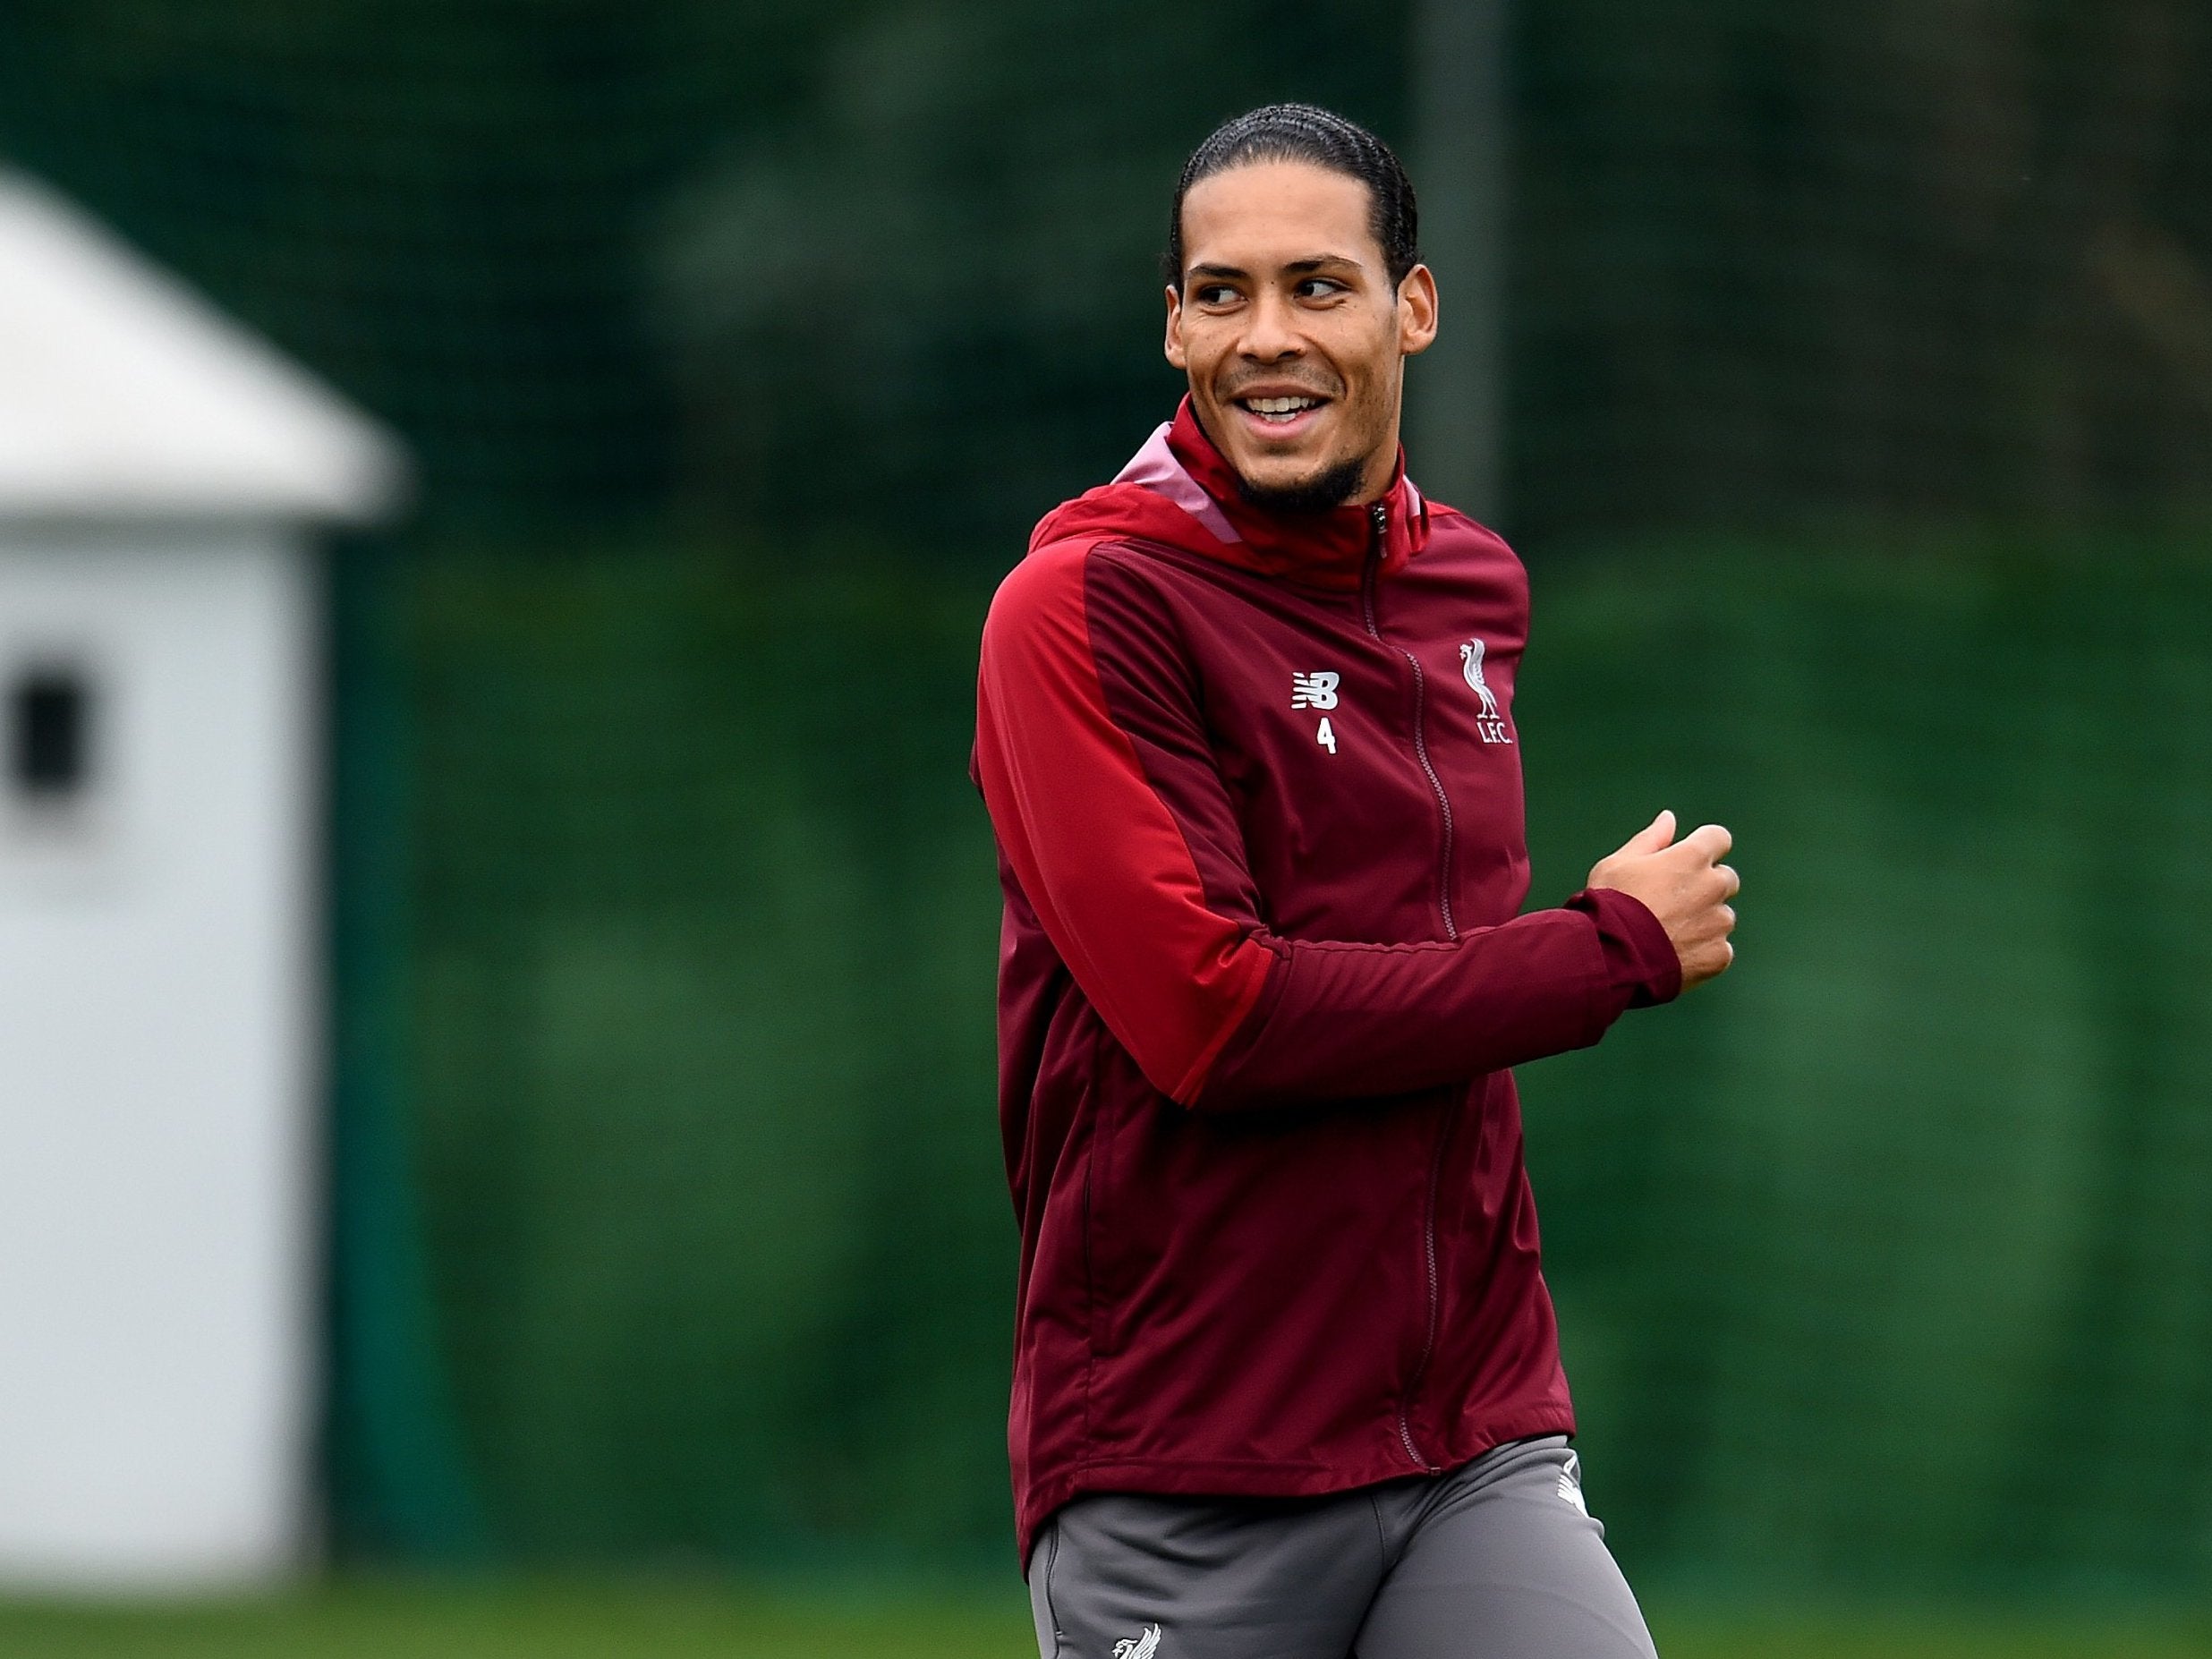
[1246,396,1320,421]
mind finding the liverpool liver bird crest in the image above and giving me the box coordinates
[1460,639,1502,720]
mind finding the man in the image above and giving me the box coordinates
[973,104,1737,1659]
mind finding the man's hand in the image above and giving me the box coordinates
[1587,811,1739,990]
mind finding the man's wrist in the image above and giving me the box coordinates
[1565,886,1683,1007]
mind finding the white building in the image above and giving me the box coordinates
[0,169,404,1588]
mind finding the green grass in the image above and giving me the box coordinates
[0,1582,2205,1658]
[1647,1605,2212,1658]
[0,1579,1034,1658]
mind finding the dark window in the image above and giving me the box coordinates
[10,669,92,799]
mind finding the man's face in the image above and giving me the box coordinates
[1166,160,1437,510]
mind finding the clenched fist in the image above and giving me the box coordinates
[1587,810,1739,991]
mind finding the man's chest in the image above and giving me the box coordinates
[1169,549,1535,943]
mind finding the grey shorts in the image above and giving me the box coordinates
[1025,1436,1657,1659]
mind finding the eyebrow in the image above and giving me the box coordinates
[1187,255,1365,282]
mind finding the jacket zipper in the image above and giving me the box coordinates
[1364,498,1453,1474]
[1361,502,1457,941]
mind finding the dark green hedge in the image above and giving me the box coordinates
[333,532,2212,1591]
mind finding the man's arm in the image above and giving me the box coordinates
[975,539,1703,1113]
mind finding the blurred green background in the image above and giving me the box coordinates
[4,0,2209,1649]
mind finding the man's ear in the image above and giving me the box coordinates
[1163,284,1187,370]
[1397,264,1439,357]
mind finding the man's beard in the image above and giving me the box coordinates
[1233,454,1369,515]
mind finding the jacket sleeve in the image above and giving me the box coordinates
[974,538,1680,1114]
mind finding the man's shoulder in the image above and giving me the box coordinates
[1408,501,1531,604]
[987,532,1191,630]
[1417,499,1523,565]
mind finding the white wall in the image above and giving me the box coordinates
[0,523,317,1588]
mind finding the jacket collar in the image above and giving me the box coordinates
[1029,396,1430,592]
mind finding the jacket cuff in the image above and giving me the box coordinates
[1565,887,1682,1008]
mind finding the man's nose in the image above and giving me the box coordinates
[1238,289,1304,362]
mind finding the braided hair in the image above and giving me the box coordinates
[1165,104,1421,291]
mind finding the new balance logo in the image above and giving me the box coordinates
[1294,672,1342,754]
[1113,1623,1162,1659]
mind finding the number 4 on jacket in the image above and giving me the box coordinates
[1316,717,1338,754]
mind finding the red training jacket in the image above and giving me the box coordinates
[974,399,1680,1563]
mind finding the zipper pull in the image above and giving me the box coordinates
[1369,500,1389,560]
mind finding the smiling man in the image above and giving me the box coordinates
[973,105,1739,1659]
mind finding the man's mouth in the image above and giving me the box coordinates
[1233,392,1330,429]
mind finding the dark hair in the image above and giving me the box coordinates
[1165,103,1421,292]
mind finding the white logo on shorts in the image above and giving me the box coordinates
[1557,1450,1590,1517]
[1112,1623,1162,1659]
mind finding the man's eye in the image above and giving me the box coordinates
[1297,277,1347,300]
[1197,285,1240,306]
